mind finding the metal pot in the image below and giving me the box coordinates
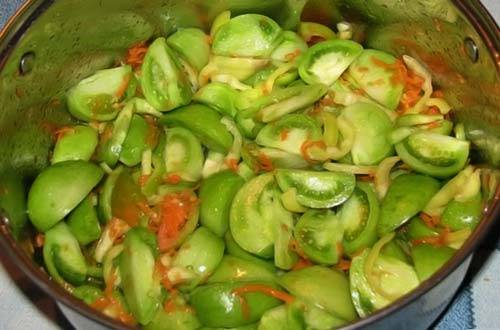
[0,1,498,329]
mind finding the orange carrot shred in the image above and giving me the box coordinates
[165,174,182,185]
[280,129,290,141]
[300,140,326,163]
[420,212,441,228]
[233,284,295,304]
[125,42,149,69]
[225,158,239,172]
[292,258,313,271]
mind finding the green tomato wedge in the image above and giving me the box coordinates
[348,49,404,110]
[200,171,245,237]
[97,166,123,223]
[258,304,304,330]
[167,28,210,72]
[395,132,470,178]
[441,193,482,230]
[67,196,101,245]
[271,31,308,63]
[294,210,343,265]
[0,171,28,239]
[411,244,455,281]
[173,227,225,289]
[275,169,356,209]
[338,182,379,256]
[119,227,161,325]
[207,255,277,284]
[378,174,440,236]
[160,104,233,153]
[72,285,104,305]
[230,174,276,258]
[27,160,104,232]
[298,22,336,43]
[279,266,357,322]
[145,305,201,330]
[97,101,134,167]
[406,216,439,241]
[51,125,98,164]
[66,65,132,122]
[203,56,270,81]
[298,39,363,86]
[350,247,419,317]
[224,232,276,272]
[255,114,322,155]
[119,114,151,167]
[193,82,240,118]
[165,127,204,182]
[141,37,193,111]
[340,102,394,165]
[212,14,282,58]
[43,222,88,286]
[189,282,283,328]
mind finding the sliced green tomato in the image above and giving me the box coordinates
[275,169,356,208]
[298,22,336,43]
[72,285,104,305]
[97,166,122,223]
[258,304,304,330]
[43,222,88,286]
[51,125,98,164]
[193,82,240,117]
[145,305,200,330]
[173,227,225,290]
[258,148,309,170]
[0,171,28,239]
[395,132,470,178]
[210,10,231,38]
[229,174,276,258]
[110,168,148,227]
[212,14,282,58]
[255,114,322,155]
[27,160,104,232]
[281,188,307,213]
[427,119,453,135]
[411,244,455,281]
[301,301,347,329]
[350,249,419,317]
[200,171,245,237]
[235,114,264,139]
[141,154,167,198]
[119,114,151,166]
[67,196,101,245]
[396,114,444,127]
[119,228,161,325]
[160,104,233,153]
[189,282,283,328]
[380,239,411,264]
[338,182,379,256]
[294,210,343,265]
[141,37,193,111]
[406,216,439,241]
[203,56,270,82]
[279,266,357,322]
[167,28,210,72]
[348,49,404,110]
[271,31,308,62]
[340,102,394,165]
[97,101,134,167]
[441,193,482,230]
[298,39,363,86]
[207,255,277,284]
[67,65,132,122]
[244,67,298,88]
[224,232,276,272]
[165,127,204,182]
[378,174,440,236]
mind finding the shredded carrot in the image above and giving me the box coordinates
[145,116,159,147]
[115,74,132,99]
[225,158,239,172]
[280,129,290,141]
[292,258,313,271]
[412,227,450,247]
[336,258,352,271]
[233,284,295,304]
[257,153,274,172]
[300,140,326,163]
[34,233,45,248]
[138,174,150,187]
[54,126,75,141]
[420,212,441,228]
[157,191,198,252]
[165,174,182,185]
[289,239,308,260]
[125,42,149,69]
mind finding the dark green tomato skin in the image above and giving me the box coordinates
[200,171,246,237]
[0,171,28,239]
[378,174,441,236]
[411,244,455,281]
[189,282,283,328]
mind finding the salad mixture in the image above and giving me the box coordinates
[23,11,493,329]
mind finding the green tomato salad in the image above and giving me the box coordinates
[23,10,493,330]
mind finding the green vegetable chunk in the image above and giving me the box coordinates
[441,193,483,230]
[145,305,201,330]
[119,228,161,325]
[51,125,98,164]
[194,82,240,117]
[411,244,455,281]
[298,39,363,86]
[67,65,133,122]
[378,174,441,236]
[119,114,152,166]
[72,285,103,305]
[160,104,233,153]
[275,169,356,208]
[224,232,276,272]
[189,282,282,328]
[67,196,101,245]
[28,160,104,232]
[141,37,193,111]
[200,171,245,237]
[0,172,28,239]
[294,210,343,265]
[212,14,283,58]
[165,127,204,182]
[271,31,308,62]
[207,255,277,284]
[280,266,357,322]
[348,50,404,110]
[43,222,88,286]
[167,28,210,72]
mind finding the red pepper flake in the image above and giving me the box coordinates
[280,129,290,141]
[233,284,295,304]
[165,174,182,185]
[125,42,148,69]
[292,258,313,271]
[420,212,441,228]
[300,140,326,163]
[225,158,239,172]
